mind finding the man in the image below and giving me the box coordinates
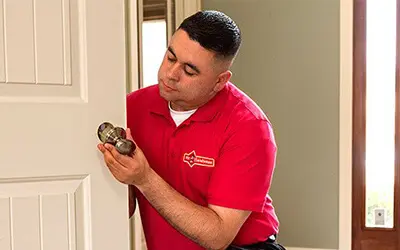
[98,10,284,250]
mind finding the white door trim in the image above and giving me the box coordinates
[339,0,353,250]
[174,0,202,27]
[127,0,140,93]
[126,0,141,250]
[167,0,174,42]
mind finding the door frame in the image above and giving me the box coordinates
[126,0,140,250]
[126,1,202,249]
[174,0,202,30]
[339,0,353,249]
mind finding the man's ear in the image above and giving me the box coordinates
[214,70,232,92]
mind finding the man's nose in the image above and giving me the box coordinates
[167,64,180,81]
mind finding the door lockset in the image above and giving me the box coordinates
[97,122,136,155]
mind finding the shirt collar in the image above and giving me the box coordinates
[149,83,229,123]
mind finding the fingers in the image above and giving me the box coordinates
[126,128,133,141]
[97,143,106,153]
[123,128,138,156]
[98,143,129,182]
[97,139,149,186]
[104,143,133,167]
[99,144,124,168]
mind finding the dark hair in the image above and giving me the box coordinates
[178,10,241,60]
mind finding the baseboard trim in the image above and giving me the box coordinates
[286,248,337,250]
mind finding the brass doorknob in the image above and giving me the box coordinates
[97,122,136,155]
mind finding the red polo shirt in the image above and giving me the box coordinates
[127,82,279,249]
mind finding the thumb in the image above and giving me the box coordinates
[125,128,138,155]
[126,128,133,141]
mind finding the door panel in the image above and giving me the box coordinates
[0,0,130,249]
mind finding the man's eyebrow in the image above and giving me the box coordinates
[167,46,201,74]
[168,47,177,57]
[185,62,200,74]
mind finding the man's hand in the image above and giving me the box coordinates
[97,128,150,187]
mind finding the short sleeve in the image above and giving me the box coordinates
[207,120,277,212]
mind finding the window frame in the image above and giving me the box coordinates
[352,0,400,249]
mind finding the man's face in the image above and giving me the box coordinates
[157,29,230,111]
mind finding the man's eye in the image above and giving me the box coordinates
[184,67,195,76]
[184,70,195,76]
[167,57,176,62]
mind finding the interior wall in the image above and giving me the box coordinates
[202,1,340,249]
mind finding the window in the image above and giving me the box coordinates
[352,0,400,249]
[142,20,167,87]
[138,0,175,88]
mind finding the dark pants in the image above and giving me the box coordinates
[227,235,286,250]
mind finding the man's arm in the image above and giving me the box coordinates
[137,168,251,250]
[98,126,263,249]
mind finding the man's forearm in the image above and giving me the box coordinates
[136,168,228,249]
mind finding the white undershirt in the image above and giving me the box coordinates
[169,102,197,126]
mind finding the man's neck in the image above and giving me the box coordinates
[170,94,218,111]
[170,102,198,112]
[169,102,197,113]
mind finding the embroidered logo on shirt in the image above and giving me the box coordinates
[183,150,215,168]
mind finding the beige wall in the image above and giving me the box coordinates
[202,0,340,249]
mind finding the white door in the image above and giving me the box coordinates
[0,0,130,250]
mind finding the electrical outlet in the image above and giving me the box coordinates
[374,208,385,226]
